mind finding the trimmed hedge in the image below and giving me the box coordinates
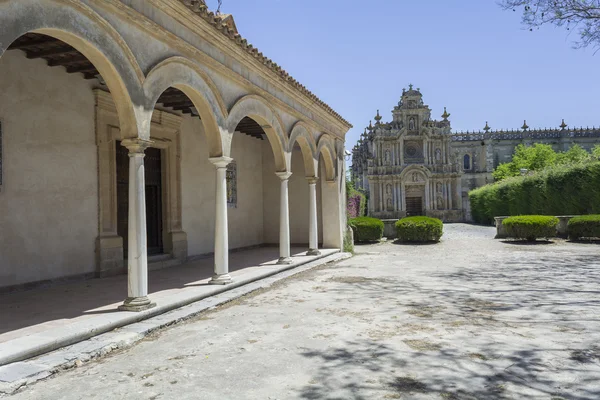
[502,215,558,241]
[396,216,443,243]
[469,162,600,224]
[348,217,384,242]
[568,215,600,240]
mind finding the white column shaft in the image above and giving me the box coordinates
[208,156,233,284]
[277,172,293,264]
[308,179,320,255]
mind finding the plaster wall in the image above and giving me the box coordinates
[180,116,264,256]
[0,50,97,287]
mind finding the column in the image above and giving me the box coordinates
[209,157,233,284]
[400,183,405,211]
[119,139,156,312]
[379,182,384,211]
[448,181,453,209]
[307,177,321,256]
[276,172,293,264]
[399,140,404,165]
[368,180,375,213]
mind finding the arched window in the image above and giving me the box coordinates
[463,154,471,170]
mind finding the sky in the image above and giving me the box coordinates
[205,0,600,151]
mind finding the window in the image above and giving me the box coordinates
[226,161,237,208]
[463,154,471,170]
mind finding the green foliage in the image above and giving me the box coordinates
[470,162,600,224]
[568,215,600,240]
[503,215,559,241]
[346,180,367,218]
[395,216,443,243]
[493,144,598,182]
[348,217,384,242]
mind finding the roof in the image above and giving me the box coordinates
[178,0,352,128]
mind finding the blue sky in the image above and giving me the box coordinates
[206,0,599,150]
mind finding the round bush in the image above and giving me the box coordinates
[568,215,600,240]
[503,215,558,241]
[395,216,443,243]
[348,217,384,242]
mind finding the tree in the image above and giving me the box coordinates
[493,143,558,181]
[500,0,600,51]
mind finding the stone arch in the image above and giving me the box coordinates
[226,95,288,172]
[317,134,337,181]
[288,122,318,177]
[0,0,143,136]
[144,57,227,157]
[399,165,432,182]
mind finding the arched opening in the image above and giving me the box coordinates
[0,32,134,291]
[463,154,471,171]
[288,142,321,250]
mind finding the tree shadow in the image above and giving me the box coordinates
[501,240,555,245]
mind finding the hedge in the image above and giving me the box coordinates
[469,162,600,224]
[568,215,600,240]
[396,216,443,243]
[502,215,558,241]
[348,217,384,242]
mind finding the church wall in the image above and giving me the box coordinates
[180,117,265,257]
[262,143,280,244]
[288,148,310,245]
[0,50,98,288]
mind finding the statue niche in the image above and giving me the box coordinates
[408,117,416,131]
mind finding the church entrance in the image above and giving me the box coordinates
[405,196,423,216]
[116,142,164,257]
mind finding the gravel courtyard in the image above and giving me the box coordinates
[10,224,600,400]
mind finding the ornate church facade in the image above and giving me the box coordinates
[352,86,600,222]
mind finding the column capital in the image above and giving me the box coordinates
[306,176,319,185]
[275,171,292,181]
[121,138,153,154]
[209,156,233,169]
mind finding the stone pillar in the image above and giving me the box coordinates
[307,177,321,256]
[400,183,405,211]
[399,140,404,165]
[119,139,156,312]
[276,172,293,264]
[368,180,375,214]
[447,181,453,209]
[379,182,384,212]
[424,181,430,210]
[209,157,233,284]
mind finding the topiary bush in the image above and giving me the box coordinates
[502,215,559,241]
[395,216,443,243]
[568,215,600,240]
[348,217,384,242]
[469,162,600,224]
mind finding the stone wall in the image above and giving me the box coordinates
[0,51,98,287]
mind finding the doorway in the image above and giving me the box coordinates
[116,142,164,257]
[405,196,423,216]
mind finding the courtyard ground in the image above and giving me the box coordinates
[8,224,600,399]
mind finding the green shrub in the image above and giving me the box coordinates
[502,215,558,241]
[469,162,600,224]
[395,216,443,243]
[348,217,384,242]
[568,215,600,240]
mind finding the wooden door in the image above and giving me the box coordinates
[116,142,164,257]
[405,196,423,216]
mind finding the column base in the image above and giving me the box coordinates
[209,273,233,285]
[118,296,156,312]
[277,257,293,265]
[307,249,321,256]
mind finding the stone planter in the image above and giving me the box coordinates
[495,215,577,239]
[494,216,509,239]
[381,219,399,239]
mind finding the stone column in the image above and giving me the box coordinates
[209,157,233,284]
[119,139,156,312]
[399,141,404,166]
[307,177,321,256]
[400,183,405,211]
[276,172,293,264]
[424,181,430,211]
[368,180,375,214]
[379,182,384,212]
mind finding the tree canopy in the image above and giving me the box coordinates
[492,143,600,181]
[500,0,600,51]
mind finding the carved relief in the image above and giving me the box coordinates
[435,148,441,162]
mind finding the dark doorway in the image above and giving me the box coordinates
[116,142,164,257]
[405,196,423,216]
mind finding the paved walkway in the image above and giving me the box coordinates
[6,224,600,399]
[0,247,338,366]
